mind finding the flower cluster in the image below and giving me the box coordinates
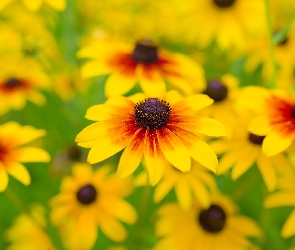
[1,0,295,249]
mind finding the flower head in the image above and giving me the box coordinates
[50,163,137,249]
[155,193,262,250]
[76,91,226,185]
[0,0,66,11]
[0,122,50,191]
[79,39,205,97]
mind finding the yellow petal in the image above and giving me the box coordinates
[156,128,191,172]
[7,163,30,186]
[192,117,227,137]
[85,104,126,121]
[229,216,262,237]
[282,209,295,238]
[154,177,175,203]
[248,115,270,135]
[105,73,137,97]
[264,192,295,207]
[22,0,42,11]
[262,132,293,156]
[100,216,127,242]
[175,181,192,211]
[45,0,66,10]
[216,152,238,175]
[257,155,277,191]
[0,164,8,192]
[190,179,210,208]
[16,147,50,163]
[173,94,213,114]
[72,163,93,178]
[80,61,112,78]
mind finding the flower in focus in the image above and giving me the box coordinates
[0,0,66,11]
[200,74,241,136]
[0,58,49,115]
[239,86,295,156]
[50,163,137,249]
[180,0,266,50]
[76,91,226,185]
[0,122,50,191]
[136,161,216,210]
[154,192,262,250]
[78,38,206,97]
[5,205,55,250]
[210,114,293,191]
[264,175,295,238]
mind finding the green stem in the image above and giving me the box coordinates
[264,0,277,88]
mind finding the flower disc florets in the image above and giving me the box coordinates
[134,98,171,130]
[213,0,236,8]
[203,79,228,103]
[5,78,23,89]
[131,38,159,64]
[76,184,97,205]
[198,204,227,233]
[248,133,265,145]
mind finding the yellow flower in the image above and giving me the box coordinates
[210,113,293,191]
[264,175,295,238]
[136,161,216,210]
[5,205,55,250]
[0,122,50,191]
[0,58,49,115]
[200,74,241,137]
[50,163,137,250]
[155,192,262,250]
[76,91,226,186]
[180,0,266,50]
[78,38,205,97]
[0,0,66,11]
[239,86,295,156]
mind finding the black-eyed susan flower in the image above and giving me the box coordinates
[78,38,205,97]
[154,192,262,250]
[50,163,137,249]
[210,114,293,191]
[180,0,265,50]
[0,0,66,11]
[265,175,295,238]
[200,74,241,136]
[5,205,55,250]
[239,86,295,156]
[0,122,50,191]
[75,91,227,186]
[136,161,216,210]
[0,58,49,115]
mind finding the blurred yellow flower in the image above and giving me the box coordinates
[155,192,262,250]
[78,38,205,97]
[5,205,55,250]
[50,163,137,249]
[265,175,295,238]
[0,122,50,191]
[0,0,66,11]
[76,91,226,185]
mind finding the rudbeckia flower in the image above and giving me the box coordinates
[180,0,265,50]
[200,74,241,136]
[5,205,55,250]
[50,163,137,250]
[0,58,49,115]
[155,193,262,250]
[264,175,295,238]
[75,91,227,185]
[239,86,295,156]
[78,38,205,97]
[0,122,50,191]
[135,161,216,210]
[210,114,293,191]
[0,0,66,11]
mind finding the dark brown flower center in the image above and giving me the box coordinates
[4,78,23,89]
[203,79,228,103]
[131,38,159,64]
[67,145,82,161]
[291,106,295,118]
[248,133,265,145]
[213,0,236,8]
[134,98,171,130]
[198,204,227,233]
[76,184,97,205]
[278,37,289,46]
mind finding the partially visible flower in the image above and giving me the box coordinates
[78,38,205,97]
[210,113,293,191]
[50,163,137,250]
[0,122,50,191]
[155,192,262,250]
[0,58,49,115]
[238,86,295,156]
[5,205,55,250]
[0,0,66,11]
[76,91,226,186]
[264,175,295,238]
[136,161,216,210]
